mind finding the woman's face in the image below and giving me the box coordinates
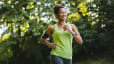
[56,8,67,21]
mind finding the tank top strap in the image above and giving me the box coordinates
[54,23,72,31]
[54,24,57,30]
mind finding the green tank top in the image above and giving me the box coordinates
[51,24,73,59]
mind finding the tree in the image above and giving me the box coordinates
[0,0,114,64]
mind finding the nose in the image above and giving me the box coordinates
[63,13,67,16]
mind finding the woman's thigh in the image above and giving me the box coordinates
[51,55,63,64]
[63,58,72,64]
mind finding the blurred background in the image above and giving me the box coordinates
[0,0,114,64]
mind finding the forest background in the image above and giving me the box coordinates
[0,0,114,64]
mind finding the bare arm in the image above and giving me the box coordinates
[71,24,83,45]
[41,25,56,49]
[63,24,83,45]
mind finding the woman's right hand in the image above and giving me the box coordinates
[48,43,56,49]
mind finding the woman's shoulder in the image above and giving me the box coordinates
[67,23,77,29]
[67,23,75,27]
[67,23,75,26]
[48,25,55,31]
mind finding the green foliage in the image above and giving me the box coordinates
[0,0,114,64]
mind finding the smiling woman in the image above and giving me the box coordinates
[41,4,83,64]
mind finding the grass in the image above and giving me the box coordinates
[73,57,113,64]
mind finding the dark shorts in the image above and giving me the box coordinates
[50,55,72,64]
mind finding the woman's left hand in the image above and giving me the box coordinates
[63,25,72,33]
[63,24,76,36]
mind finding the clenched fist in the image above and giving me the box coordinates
[48,43,56,49]
[63,24,72,32]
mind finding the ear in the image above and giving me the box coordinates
[55,14,58,18]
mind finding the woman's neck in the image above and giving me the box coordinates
[58,20,66,26]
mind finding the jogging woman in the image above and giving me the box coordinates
[42,4,83,64]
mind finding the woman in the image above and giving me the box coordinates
[41,4,83,64]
